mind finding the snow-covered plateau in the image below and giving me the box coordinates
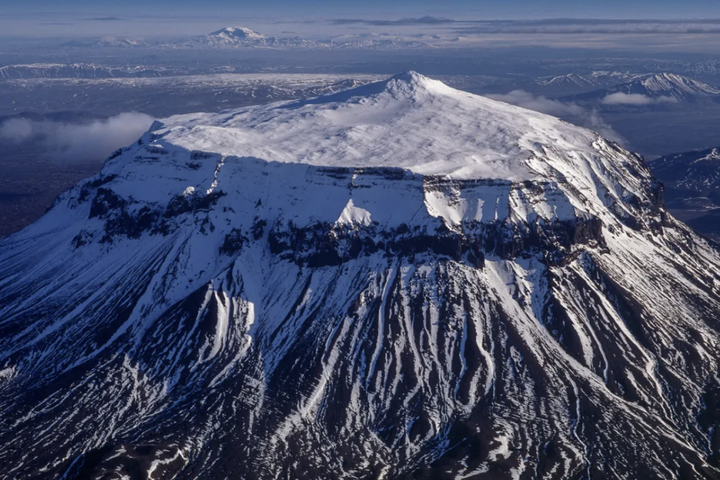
[2,72,720,479]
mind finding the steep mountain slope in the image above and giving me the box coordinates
[564,73,720,104]
[2,73,720,480]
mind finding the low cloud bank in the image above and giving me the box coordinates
[0,112,154,163]
[329,18,720,34]
[453,19,720,35]
[601,92,679,105]
[487,90,626,145]
[331,16,456,26]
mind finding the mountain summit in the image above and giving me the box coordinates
[208,26,267,42]
[2,73,720,480]
[177,25,324,49]
[148,71,647,182]
[566,72,720,104]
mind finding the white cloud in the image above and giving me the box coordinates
[0,118,34,142]
[488,90,586,117]
[0,112,154,163]
[601,92,679,105]
[488,90,626,145]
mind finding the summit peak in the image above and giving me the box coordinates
[384,70,448,93]
[210,26,266,39]
[135,72,635,185]
[389,70,427,84]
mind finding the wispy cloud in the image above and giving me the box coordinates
[85,16,125,22]
[326,17,720,34]
[601,93,679,105]
[0,113,153,163]
[330,16,457,26]
[452,18,720,35]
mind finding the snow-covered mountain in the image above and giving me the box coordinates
[166,26,427,50]
[565,73,720,104]
[651,147,720,193]
[649,147,720,239]
[533,71,644,93]
[625,73,720,99]
[535,73,599,89]
[0,63,180,79]
[534,72,642,89]
[330,33,428,50]
[3,72,720,479]
[206,26,267,43]
[171,26,331,49]
[60,38,150,49]
[92,38,149,48]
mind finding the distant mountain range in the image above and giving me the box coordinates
[0,63,183,79]
[58,26,429,51]
[562,73,720,105]
[535,71,643,89]
[173,27,332,49]
[60,38,150,49]
[649,147,720,240]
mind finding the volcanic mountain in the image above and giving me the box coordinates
[2,72,720,479]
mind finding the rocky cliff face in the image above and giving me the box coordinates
[2,73,720,480]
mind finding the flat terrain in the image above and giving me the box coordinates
[0,145,98,237]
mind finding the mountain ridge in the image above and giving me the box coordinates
[563,72,720,104]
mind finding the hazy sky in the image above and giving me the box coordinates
[5,0,720,17]
[4,0,720,21]
[3,0,720,41]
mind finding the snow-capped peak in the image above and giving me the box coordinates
[384,70,449,93]
[640,72,720,96]
[142,71,635,186]
[209,26,267,40]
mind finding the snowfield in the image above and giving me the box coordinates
[156,71,629,181]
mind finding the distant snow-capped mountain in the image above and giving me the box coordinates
[535,73,598,88]
[564,73,720,104]
[330,33,428,49]
[93,38,149,48]
[61,38,150,48]
[0,63,180,79]
[630,73,720,99]
[208,26,267,43]
[3,72,720,479]
[173,26,330,49]
[535,71,644,89]
[168,26,429,50]
[649,147,720,239]
[651,146,720,192]
[64,26,428,50]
